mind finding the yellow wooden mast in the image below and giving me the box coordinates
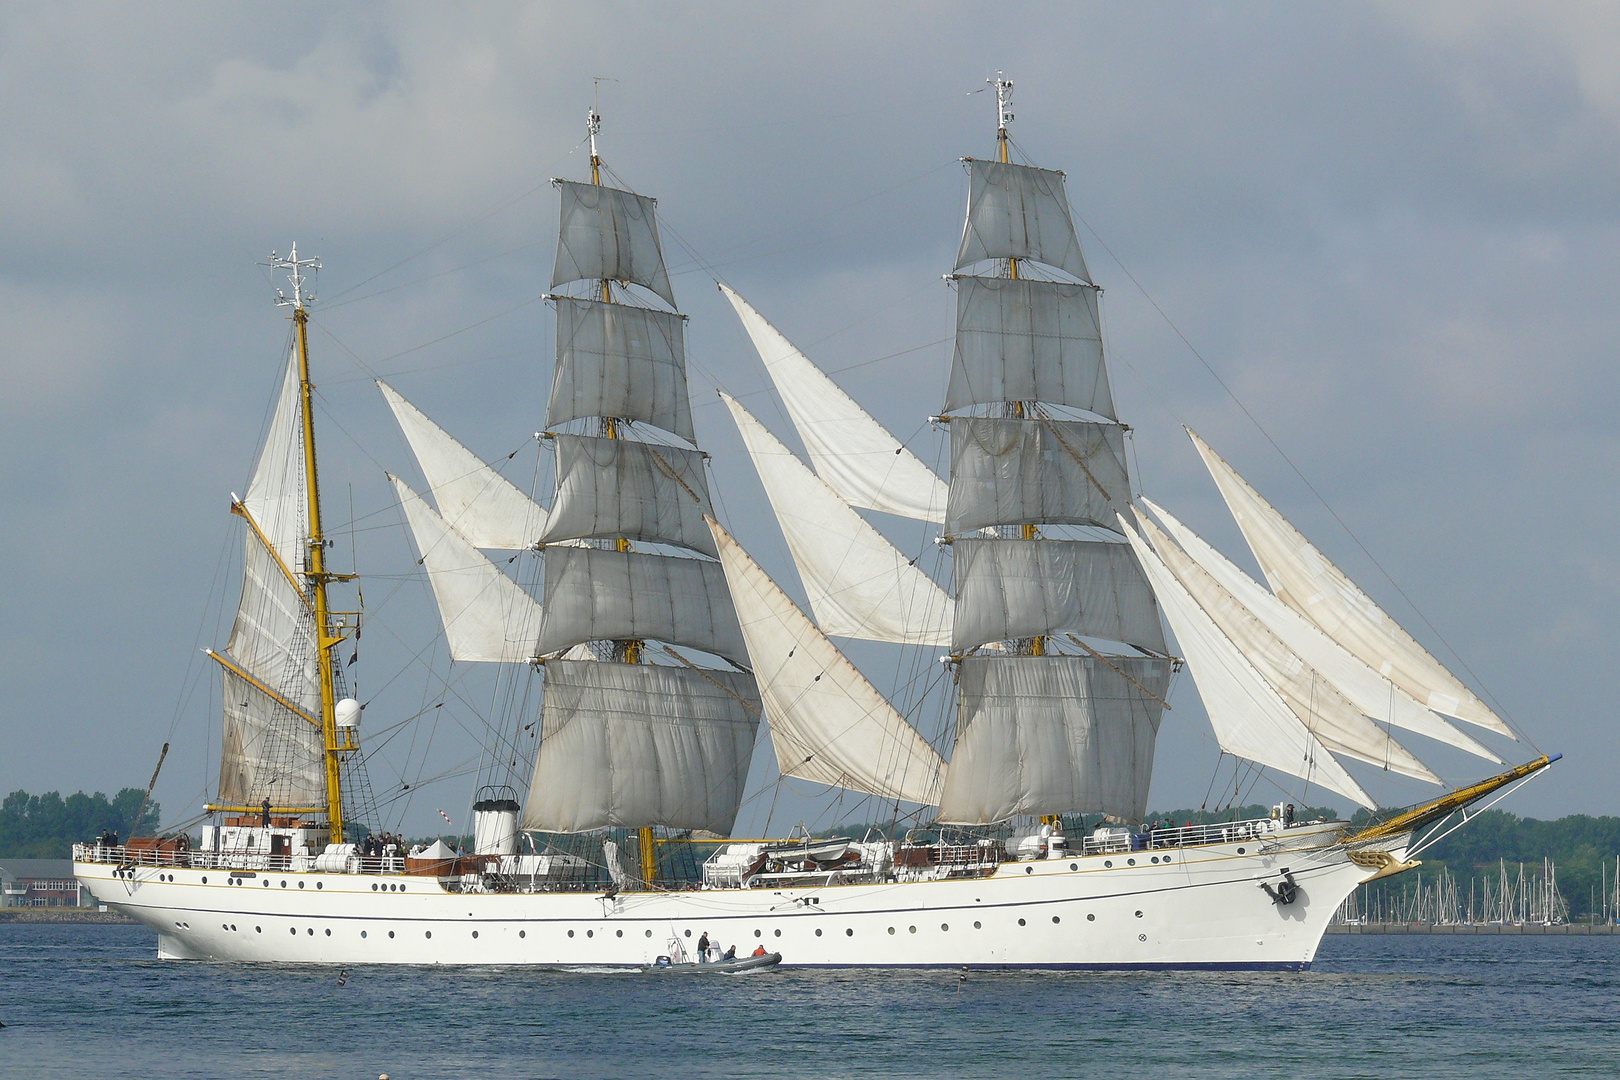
[585,104,658,887]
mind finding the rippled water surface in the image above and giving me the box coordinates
[3,924,1616,1078]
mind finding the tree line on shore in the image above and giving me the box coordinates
[0,789,161,858]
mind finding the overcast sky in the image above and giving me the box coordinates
[3,2,1616,836]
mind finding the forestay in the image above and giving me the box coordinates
[720,284,948,523]
[521,660,760,835]
[955,159,1091,283]
[538,434,717,557]
[946,276,1112,417]
[708,517,947,805]
[946,417,1130,535]
[1136,514,1439,785]
[951,538,1164,655]
[392,477,544,664]
[380,382,548,550]
[1188,430,1512,737]
[1141,497,1500,763]
[548,297,694,441]
[722,393,953,647]
[1123,517,1375,810]
[536,546,747,666]
[935,655,1169,825]
[551,180,677,309]
[218,669,326,808]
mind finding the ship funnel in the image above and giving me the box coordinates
[473,786,520,856]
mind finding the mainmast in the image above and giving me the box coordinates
[270,245,357,840]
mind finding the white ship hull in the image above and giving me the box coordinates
[77,823,1398,970]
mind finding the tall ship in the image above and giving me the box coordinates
[76,81,1552,968]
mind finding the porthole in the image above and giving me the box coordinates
[289,928,296,935]
[1151,856,1159,864]
[645,930,653,938]
[908,926,916,934]
[298,881,305,889]
[519,930,526,939]
[973,921,982,929]
[388,931,395,939]
[1237,847,1246,855]
[774,929,782,938]
[941,924,949,932]
[262,880,268,887]
[316,881,323,889]
[1025,866,1034,875]
[281,880,287,888]
[815,929,823,937]
[754,929,762,938]
[372,884,378,892]
[426,931,433,939]
[1070,863,1078,871]
[568,930,575,938]
[587,930,594,938]
[1104,860,1113,868]
[615,930,622,938]
[1052,916,1061,924]
[1164,856,1173,863]
[1018,918,1026,927]
[399,884,406,892]
[1138,933,1147,942]
[1135,910,1143,918]
[324,929,331,937]
[888,927,895,935]
[230,924,236,931]
[845,928,853,937]
[1127,859,1135,866]
[684,929,692,938]
[1087,914,1095,922]
[201,876,208,884]
[222,923,229,930]
[473,931,480,939]
[307,928,314,936]
[255,926,261,933]
[361,931,368,939]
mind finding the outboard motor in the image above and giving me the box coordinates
[472,786,520,856]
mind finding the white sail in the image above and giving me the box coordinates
[522,660,760,835]
[936,655,1169,825]
[391,476,543,665]
[946,416,1130,536]
[538,434,717,557]
[951,538,1164,655]
[1188,430,1512,737]
[218,669,326,808]
[549,296,694,441]
[1136,513,1440,786]
[720,284,948,523]
[721,392,953,647]
[227,522,317,710]
[1122,517,1376,810]
[707,516,947,805]
[551,180,677,308]
[243,351,307,574]
[946,276,1112,417]
[379,382,548,550]
[955,159,1091,284]
[1141,497,1501,764]
[536,546,747,666]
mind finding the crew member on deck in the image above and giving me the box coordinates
[261,797,272,829]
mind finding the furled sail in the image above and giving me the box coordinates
[391,476,543,664]
[721,392,953,647]
[935,655,1169,825]
[521,659,761,835]
[951,538,1165,655]
[379,382,548,550]
[551,179,677,308]
[536,546,747,666]
[955,159,1091,283]
[1136,514,1440,785]
[537,434,717,557]
[720,284,948,523]
[1122,517,1376,810]
[946,276,1112,417]
[708,517,947,805]
[946,416,1130,536]
[244,352,308,574]
[218,669,326,807]
[1188,430,1512,737]
[1141,497,1500,763]
[548,296,694,441]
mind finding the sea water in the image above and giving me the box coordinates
[2,924,1615,1078]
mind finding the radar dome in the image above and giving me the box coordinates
[335,698,362,728]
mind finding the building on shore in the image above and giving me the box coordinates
[1,859,89,907]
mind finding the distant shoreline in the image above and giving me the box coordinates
[1329,921,1620,935]
[0,908,138,924]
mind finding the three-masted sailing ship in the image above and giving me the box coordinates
[76,81,1553,968]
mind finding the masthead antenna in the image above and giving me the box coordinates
[265,243,321,311]
[588,76,617,185]
[990,72,1014,162]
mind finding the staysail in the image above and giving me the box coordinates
[720,284,948,523]
[721,392,952,647]
[709,517,947,806]
[1188,430,1512,737]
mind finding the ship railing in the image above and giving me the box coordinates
[71,843,412,876]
